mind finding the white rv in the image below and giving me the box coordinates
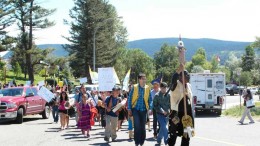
[190,72,225,115]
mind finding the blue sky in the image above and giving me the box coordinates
[7,0,260,44]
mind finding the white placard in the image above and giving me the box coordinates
[79,77,88,84]
[98,67,117,91]
[112,99,127,113]
[38,80,45,87]
[38,86,54,102]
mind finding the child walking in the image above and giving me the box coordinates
[77,93,92,137]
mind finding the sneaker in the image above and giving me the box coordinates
[104,137,109,142]
[157,140,161,145]
[87,134,90,138]
[249,121,255,124]
[112,138,116,142]
[238,121,243,124]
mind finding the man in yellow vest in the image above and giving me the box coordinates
[128,73,152,146]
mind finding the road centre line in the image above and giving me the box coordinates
[195,136,244,146]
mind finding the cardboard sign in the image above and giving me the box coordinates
[58,81,63,87]
[79,77,88,84]
[38,80,45,87]
[98,67,117,91]
[38,86,54,102]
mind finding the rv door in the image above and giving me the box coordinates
[205,77,214,108]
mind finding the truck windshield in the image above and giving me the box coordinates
[0,88,24,97]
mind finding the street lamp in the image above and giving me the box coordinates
[93,16,123,72]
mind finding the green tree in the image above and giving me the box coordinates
[241,45,255,71]
[13,0,56,83]
[154,43,179,83]
[0,0,15,36]
[218,66,231,83]
[210,55,219,73]
[191,65,204,73]
[114,48,155,83]
[252,36,260,50]
[65,0,127,83]
[240,71,253,87]
[191,48,207,66]
[225,52,241,81]
[13,62,22,77]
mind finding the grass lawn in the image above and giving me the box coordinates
[223,101,260,120]
[4,71,51,85]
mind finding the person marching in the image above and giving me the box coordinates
[153,82,170,145]
[77,93,92,138]
[150,79,161,139]
[168,38,195,146]
[127,73,152,146]
[104,86,122,142]
[58,91,69,130]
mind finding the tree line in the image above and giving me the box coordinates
[0,0,259,87]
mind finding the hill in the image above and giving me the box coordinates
[127,38,252,63]
[37,38,254,63]
[37,44,68,57]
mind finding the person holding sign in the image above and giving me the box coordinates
[104,86,122,142]
[127,73,152,146]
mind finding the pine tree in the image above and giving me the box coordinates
[0,0,15,36]
[13,0,56,82]
[241,45,255,71]
[64,0,127,82]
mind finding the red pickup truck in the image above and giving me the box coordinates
[0,86,50,124]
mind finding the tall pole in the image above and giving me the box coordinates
[4,66,6,85]
[239,77,241,109]
[93,29,96,72]
[45,66,47,86]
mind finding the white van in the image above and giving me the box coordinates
[68,84,99,98]
[190,73,225,115]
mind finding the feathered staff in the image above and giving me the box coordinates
[177,35,194,138]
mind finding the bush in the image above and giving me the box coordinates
[224,102,260,117]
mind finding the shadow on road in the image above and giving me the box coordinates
[0,117,42,125]
[195,111,221,118]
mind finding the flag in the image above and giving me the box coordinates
[122,69,131,91]
[113,67,120,85]
[89,66,98,83]
[151,73,163,85]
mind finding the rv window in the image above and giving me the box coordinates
[207,79,212,88]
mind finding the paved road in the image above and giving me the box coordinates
[1,95,259,146]
[0,111,259,146]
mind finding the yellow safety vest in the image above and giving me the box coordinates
[132,84,150,110]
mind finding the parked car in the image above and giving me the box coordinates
[249,87,258,95]
[0,87,50,124]
[226,84,240,96]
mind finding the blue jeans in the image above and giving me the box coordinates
[132,109,147,145]
[52,106,59,122]
[157,113,168,144]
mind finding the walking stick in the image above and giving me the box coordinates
[177,35,194,138]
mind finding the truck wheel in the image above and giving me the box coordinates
[16,108,23,124]
[230,90,234,96]
[42,105,50,119]
[216,109,222,116]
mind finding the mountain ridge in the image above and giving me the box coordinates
[37,38,254,63]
